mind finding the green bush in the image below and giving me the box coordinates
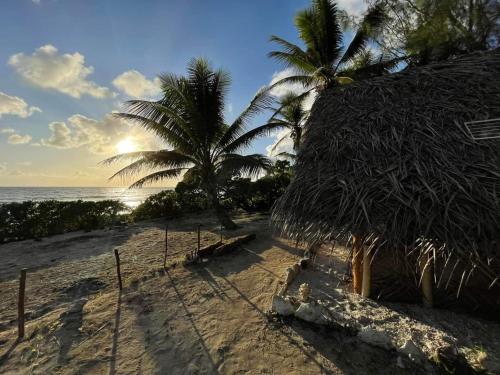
[0,200,127,243]
[131,191,182,221]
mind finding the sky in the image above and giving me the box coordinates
[0,0,367,187]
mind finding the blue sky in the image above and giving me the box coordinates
[0,0,366,186]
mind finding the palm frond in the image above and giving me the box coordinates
[106,150,194,180]
[271,133,293,153]
[215,87,275,150]
[217,154,272,179]
[221,122,286,155]
[129,168,185,189]
[276,151,297,160]
[114,113,194,152]
[338,4,386,66]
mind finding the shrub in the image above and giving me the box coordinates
[131,191,182,221]
[0,200,127,243]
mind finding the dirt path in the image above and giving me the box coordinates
[0,213,424,374]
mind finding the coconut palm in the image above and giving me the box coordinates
[104,58,283,229]
[268,0,397,95]
[269,92,309,156]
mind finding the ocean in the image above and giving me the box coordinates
[0,187,169,208]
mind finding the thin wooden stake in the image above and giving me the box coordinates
[220,223,223,243]
[163,224,168,268]
[420,253,433,308]
[18,268,27,338]
[197,224,201,257]
[361,247,372,298]
[114,249,123,291]
[352,235,363,295]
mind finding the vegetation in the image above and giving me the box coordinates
[0,200,127,243]
[370,0,500,64]
[268,0,398,97]
[267,92,309,156]
[0,161,292,243]
[223,160,292,211]
[105,58,283,229]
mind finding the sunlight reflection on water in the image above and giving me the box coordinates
[0,187,170,208]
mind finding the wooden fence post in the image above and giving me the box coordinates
[163,224,168,268]
[114,249,123,291]
[420,253,433,308]
[361,247,372,298]
[18,268,27,338]
[352,235,363,295]
[197,224,201,257]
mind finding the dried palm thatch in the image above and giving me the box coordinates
[272,49,500,285]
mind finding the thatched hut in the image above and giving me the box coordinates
[272,50,500,313]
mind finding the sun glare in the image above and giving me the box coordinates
[116,138,137,154]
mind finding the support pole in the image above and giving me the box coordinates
[420,253,433,308]
[197,224,201,257]
[361,247,372,298]
[352,235,363,295]
[18,268,27,339]
[163,224,168,268]
[114,249,123,291]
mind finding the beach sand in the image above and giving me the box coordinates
[1,212,497,374]
[0,212,420,374]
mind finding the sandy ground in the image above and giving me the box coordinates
[0,212,497,374]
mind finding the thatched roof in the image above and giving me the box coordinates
[272,50,500,266]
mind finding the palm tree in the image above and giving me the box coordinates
[268,0,397,96]
[104,58,284,229]
[269,92,309,157]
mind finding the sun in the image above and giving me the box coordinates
[116,138,137,154]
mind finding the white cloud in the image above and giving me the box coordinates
[112,70,162,98]
[41,113,159,154]
[32,0,41,4]
[0,128,33,145]
[9,45,113,99]
[0,163,6,174]
[336,0,368,16]
[8,133,32,145]
[0,91,41,118]
[265,128,295,158]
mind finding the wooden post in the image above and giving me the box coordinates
[197,224,201,257]
[352,235,363,295]
[18,268,27,338]
[420,253,433,307]
[163,224,168,268]
[220,223,223,243]
[361,247,372,298]
[114,249,123,291]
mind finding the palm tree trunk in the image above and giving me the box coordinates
[352,235,363,294]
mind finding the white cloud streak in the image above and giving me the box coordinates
[8,133,32,145]
[0,91,41,118]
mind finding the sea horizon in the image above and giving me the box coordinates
[0,186,172,208]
